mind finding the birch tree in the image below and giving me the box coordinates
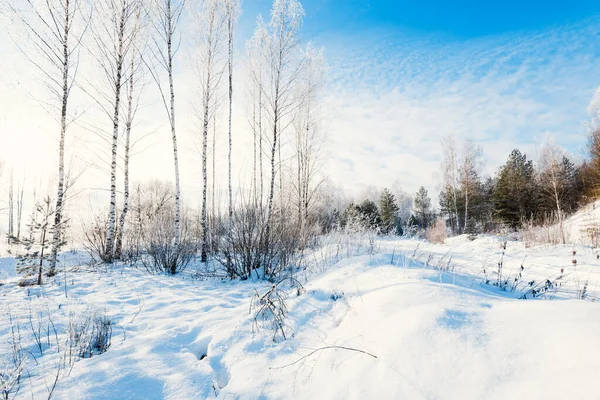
[9,0,87,272]
[114,22,145,260]
[147,0,185,246]
[263,0,305,244]
[16,178,25,240]
[225,0,241,223]
[194,0,226,263]
[246,15,268,203]
[90,0,142,262]
[538,140,574,244]
[459,139,483,233]
[293,44,325,231]
[223,0,240,271]
[440,135,460,233]
[8,170,14,245]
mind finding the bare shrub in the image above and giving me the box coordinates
[214,203,304,280]
[68,310,113,359]
[426,219,447,244]
[1,312,25,400]
[82,213,112,263]
[213,204,265,279]
[124,181,196,275]
[266,210,304,277]
[140,209,195,275]
[250,278,304,342]
[0,358,24,400]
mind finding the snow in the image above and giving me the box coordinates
[563,200,600,245]
[2,234,600,399]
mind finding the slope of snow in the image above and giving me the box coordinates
[562,200,600,245]
[1,235,600,399]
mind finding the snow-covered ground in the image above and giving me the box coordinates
[1,234,600,399]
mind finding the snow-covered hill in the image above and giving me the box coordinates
[562,200,600,245]
[1,235,599,399]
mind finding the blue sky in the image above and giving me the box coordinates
[242,0,600,39]
[236,0,600,196]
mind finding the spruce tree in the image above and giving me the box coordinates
[357,199,382,231]
[379,188,400,234]
[494,149,537,229]
[413,186,431,229]
[439,186,456,232]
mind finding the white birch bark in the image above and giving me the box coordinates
[195,0,226,263]
[263,0,305,247]
[148,0,185,246]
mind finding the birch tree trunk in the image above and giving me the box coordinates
[49,3,71,273]
[148,0,184,245]
[115,54,136,260]
[167,0,182,245]
[105,16,126,263]
[95,0,140,263]
[197,0,225,263]
[16,181,24,240]
[8,171,13,244]
[226,1,235,224]
[201,74,211,263]
[212,113,216,217]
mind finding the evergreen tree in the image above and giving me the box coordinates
[479,176,497,231]
[11,197,68,285]
[438,186,455,232]
[494,149,537,229]
[356,199,381,231]
[379,188,399,234]
[560,156,580,213]
[413,186,431,229]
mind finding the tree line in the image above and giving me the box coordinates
[4,0,329,283]
[438,137,586,236]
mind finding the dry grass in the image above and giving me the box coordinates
[426,219,447,244]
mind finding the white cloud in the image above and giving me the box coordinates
[319,18,600,199]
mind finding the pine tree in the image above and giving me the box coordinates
[494,149,537,229]
[413,186,431,229]
[379,188,399,234]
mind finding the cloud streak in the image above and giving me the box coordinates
[320,17,600,198]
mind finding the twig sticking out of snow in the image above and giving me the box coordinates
[270,346,378,370]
